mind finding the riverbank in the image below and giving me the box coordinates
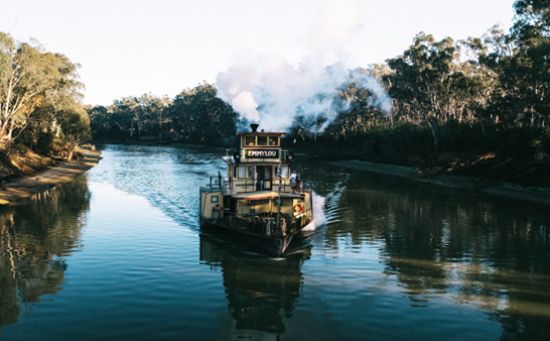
[333,159,550,206]
[0,147,101,206]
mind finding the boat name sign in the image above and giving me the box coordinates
[245,149,279,159]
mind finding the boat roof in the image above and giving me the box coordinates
[233,191,302,200]
[239,132,286,136]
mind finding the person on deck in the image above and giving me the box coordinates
[290,171,297,192]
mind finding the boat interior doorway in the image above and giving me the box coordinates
[256,166,273,191]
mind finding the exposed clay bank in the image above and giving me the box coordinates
[0,147,101,206]
[332,159,550,206]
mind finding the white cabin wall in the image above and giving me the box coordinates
[201,191,223,219]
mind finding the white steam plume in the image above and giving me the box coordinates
[215,0,392,132]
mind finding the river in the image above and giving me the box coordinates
[1,144,549,340]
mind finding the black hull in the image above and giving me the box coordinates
[200,221,297,257]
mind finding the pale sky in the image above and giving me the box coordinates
[0,0,515,106]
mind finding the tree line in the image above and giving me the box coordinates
[0,0,542,183]
[91,1,548,160]
[89,83,237,146]
[0,32,90,165]
[292,0,549,184]
[321,0,548,141]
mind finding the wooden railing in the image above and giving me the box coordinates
[219,208,313,237]
[226,178,306,195]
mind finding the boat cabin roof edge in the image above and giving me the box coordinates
[238,132,286,137]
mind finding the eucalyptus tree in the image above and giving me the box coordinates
[485,0,550,128]
[0,33,46,151]
[136,93,170,139]
[169,83,237,144]
[89,84,237,144]
[385,33,488,149]
[0,32,87,154]
[20,53,89,154]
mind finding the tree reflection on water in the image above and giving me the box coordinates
[0,177,90,331]
[321,171,550,340]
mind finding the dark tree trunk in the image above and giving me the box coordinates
[427,119,439,152]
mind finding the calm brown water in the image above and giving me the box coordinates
[1,144,549,340]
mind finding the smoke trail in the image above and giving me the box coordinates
[348,69,393,114]
[216,61,392,133]
[215,0,392,132]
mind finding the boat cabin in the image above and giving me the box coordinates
[200,124,311,236]
[229,125,290,193]
[199,124,313,255]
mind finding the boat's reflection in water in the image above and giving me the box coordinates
[199,226,311,334]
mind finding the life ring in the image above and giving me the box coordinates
[293,203,304,213]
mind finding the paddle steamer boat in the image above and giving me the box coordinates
[200,124,313,256]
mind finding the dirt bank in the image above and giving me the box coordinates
[333,159,550,206]
[0,147,101,206]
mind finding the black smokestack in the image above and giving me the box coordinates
[250,123,259,132]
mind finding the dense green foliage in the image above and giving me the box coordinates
[0,33,89,160]
[89,83,237,145]
[292,0,549,183]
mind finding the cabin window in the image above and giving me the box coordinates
[244,135,255,146]
[210,195,219,203]
[257,136,268,146]
[237,165,253,178]
[247,199,269,206]
[268,136,279,146]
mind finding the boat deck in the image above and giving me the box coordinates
[232,190,303,200]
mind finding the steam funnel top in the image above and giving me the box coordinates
[250,123,259,132]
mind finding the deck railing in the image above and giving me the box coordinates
[218,208,313,236]
[207,175,309,197]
